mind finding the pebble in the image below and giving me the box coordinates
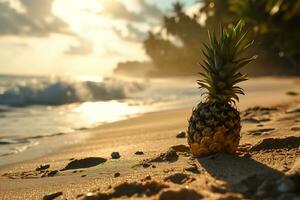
[81,175,87,177]
[111,152,121,159]
[114,172,120,178]
[142,162,151,168]
[47,170,58,177]
[36,164,50,171]
[176,131,186,138]
[291,127,300,131]
[135,151,144,155]
[184,166,200,174]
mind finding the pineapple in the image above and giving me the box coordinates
[187,21,257,157]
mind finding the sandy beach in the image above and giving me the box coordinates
[0,77,300,200]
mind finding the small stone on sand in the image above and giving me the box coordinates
[142,162,151,168]
[291,127,300,131]
[114,172,120,178]
[36,164,50,171]
[47,170,58,177]
[135,151,144,155]
[111,152,121,159]
[176,131,186,138]
[164,173,192,184]
[184,166,200,174]
[286,91,298,96]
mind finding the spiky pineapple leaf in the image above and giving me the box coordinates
[198,20,257,103]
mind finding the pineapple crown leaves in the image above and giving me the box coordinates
[198,20,258,104]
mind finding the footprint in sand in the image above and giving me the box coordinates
[61,157,107,171]
[250,136,300,151]
[78,181,169,199]
[164,173,195,184]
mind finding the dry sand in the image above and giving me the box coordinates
[0,77,300,200]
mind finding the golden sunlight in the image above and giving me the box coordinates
[52,0,103,33]
[74,101,141,125]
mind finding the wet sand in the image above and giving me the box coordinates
[0,77,300,200]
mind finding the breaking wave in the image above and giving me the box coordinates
[0,77,145,106]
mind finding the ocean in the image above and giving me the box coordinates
[0,74,199,166]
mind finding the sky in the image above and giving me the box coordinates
[0,0,197,77]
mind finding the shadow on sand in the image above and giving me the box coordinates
[196,136,300,198]
[196,154,284,198]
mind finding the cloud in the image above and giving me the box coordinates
[94,0,161,43]
[135,0,163,22]
[99,0,163,24]
[0,0,71,37]
[0,0,93,55]
[65,38,93,55]
[113,24,147,43]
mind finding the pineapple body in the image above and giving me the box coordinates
[187,21,256,157]
[187,102,241,157]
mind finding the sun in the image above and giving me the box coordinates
[52,0,103,34]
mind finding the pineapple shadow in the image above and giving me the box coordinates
[196,154,283,194]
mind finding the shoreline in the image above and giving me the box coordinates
[0,107,188,169]
[0,77,300,200]
[1,77,299,168]
[0,97,295,170]
[0,77,299,169]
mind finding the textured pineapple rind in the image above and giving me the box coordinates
[187,102,241,157]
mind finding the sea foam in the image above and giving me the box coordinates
[0,77,145,106]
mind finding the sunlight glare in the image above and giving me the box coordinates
[74,101,141,125]
[53,0,103,33]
